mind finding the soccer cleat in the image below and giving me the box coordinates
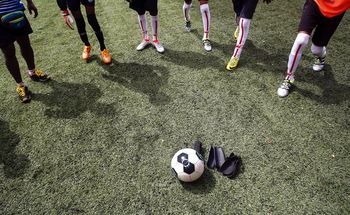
[185,21,191,32]
[16,85,31,103]
[152,40,165,53]
[29,69,50,82]
[100,49,111,64]
[312,56,325,72]
[277,79,294,97]
[233,26,239,41]
[136,39,150,51]
[82,45,91,61]
[226,56,239,71]
[202,39,212,52]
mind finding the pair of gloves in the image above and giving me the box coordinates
[61,10,74,30]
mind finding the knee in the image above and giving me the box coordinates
[149,9,158,16]
[1,44,16,59]
[295,32,310,47]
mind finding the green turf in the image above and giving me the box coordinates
[1,0,349,214]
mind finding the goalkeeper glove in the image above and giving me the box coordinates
[61,10,74,30]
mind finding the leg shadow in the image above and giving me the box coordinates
[98,59,171,106]
[296,64,350,104]
[0,119,30,178]
[33,80,116,119]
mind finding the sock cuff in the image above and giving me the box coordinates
[200,3,209,12]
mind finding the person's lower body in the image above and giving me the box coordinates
[226,0,258,71]
[277,0,344,97]
[132,0,165,53]
[0,18,49,103]
[183,0,211,51]
[68,0,111,63]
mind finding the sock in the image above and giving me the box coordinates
[138,14,149,41]
[150,15,158,41]
[28,69,35,76]
[18,82,25,87]
[183,2,191,21]
[311,43,326,58]
[200,4,210,40]
[87,14,106,51]
[75,17,90,46]
[286,33,310,81]
[232,18,251,60]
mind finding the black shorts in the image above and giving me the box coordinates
[232,0,258,19]
[0,15,33,48]
[298,0,345,46]
[129,0,158,15]
[67,0,95,11]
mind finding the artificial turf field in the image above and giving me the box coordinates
[0,0,349,214]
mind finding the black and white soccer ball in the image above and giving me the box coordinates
[171,148,205,182]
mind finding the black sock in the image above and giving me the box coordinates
[75,17,90,46]
[87,14,106,51]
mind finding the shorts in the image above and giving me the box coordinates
[232,0,259,19]
[298,0,345,46]
[0,14,32,48]
[67,0,95,11]
[129,0,158,15]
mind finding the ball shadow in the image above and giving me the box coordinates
[33,80,116,119]
[97,59,171,106]
[0,119,30,178]
[180,169,216,194]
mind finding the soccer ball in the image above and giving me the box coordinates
[171,148,205,182]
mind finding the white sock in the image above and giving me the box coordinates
[200,4,210,40]
[232,18,251,60]
[183,2,191,21]
[311,43,326,58]
[28,69,35,76]
[150,15,159,41]
[286,33,310,80]
[138,14,148,40]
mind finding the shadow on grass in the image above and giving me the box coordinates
[33,80,116,119]
[180,169,216,194]
[296,64,350,104]
[98,59,171,106]
[0,119,30,178]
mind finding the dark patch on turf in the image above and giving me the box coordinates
[98,59,171,106]
[180,169,216,194]
[33,80,116,119]
[0,119,30,178]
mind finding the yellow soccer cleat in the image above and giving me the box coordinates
[226,56,239,71]
[16,85,31,103]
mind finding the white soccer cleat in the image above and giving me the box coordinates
[277,79,294,97]
[152,40,165,53]
[312,56,325,72]
[136,39,150,51]
[202,39,212,52]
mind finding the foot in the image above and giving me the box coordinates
[100,49,111,64]
[82,45,91,61]
[136,39,150,51]
[185,21,191,32]
[312,56,325,72]
[152,40,165,53]
[226,56,239,71]
[277,79,294,97]
[233,26,239,41]
[29,69,50,82]
[16,85,31,103]
[202,39,212,52]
